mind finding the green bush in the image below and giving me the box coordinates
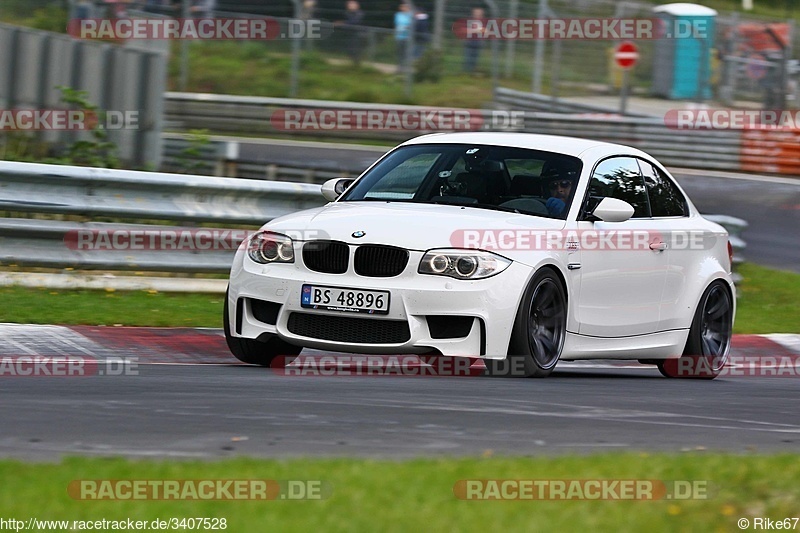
[0,86,119,168]
[26,5,67,33]
[415,49,444,84]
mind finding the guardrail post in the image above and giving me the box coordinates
[213,141,238,177]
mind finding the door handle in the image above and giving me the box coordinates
[649,241,668,251]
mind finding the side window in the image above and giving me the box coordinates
[639,161,688,217]
[587,157,650,218]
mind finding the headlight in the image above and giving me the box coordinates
[247,231,294,264]
[418,249,511,280]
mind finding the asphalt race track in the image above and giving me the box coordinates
[1,325,799,460]
[2,142,798,462]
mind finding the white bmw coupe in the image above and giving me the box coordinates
[225,133,735,378]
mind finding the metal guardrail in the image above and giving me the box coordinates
[165,92,422,142]
[492,87,651,117]
[0,218,238,273]
[161,136,364,183]
[164,91,800,177]
[515,114,742,172]
[0,161,746,278]
[0,160,323,224]
[0,161,325,273]
[162,111,741,178]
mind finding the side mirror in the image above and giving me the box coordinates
[321,178,354,202]
[591,197,634,223]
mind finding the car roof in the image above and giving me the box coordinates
[400,132,648,159]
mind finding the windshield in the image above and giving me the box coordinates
[340,144,583,220]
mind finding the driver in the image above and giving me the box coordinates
[545,176,574,217]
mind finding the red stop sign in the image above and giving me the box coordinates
[615,41,639,69]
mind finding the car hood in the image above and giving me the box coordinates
[265,201,566,251]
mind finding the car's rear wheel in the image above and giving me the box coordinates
[224,289,301,366]
[658,280,732,379]
[485,268,566,378]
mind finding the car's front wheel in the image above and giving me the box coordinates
[224,289,301,366]
[486,268,566,378]
[658,280,733,379]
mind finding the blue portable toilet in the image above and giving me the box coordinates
[651,3,717,100]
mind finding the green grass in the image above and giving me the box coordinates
[173,43,518,108]
[1,454,798,532]
[0,262,797,332]
[0,286,223,327]
[734,263,800,334]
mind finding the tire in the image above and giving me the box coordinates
[223,288,301,366]
[658,280,733,380]
[485,268,567,378]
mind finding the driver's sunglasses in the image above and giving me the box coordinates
[549,180,572,190]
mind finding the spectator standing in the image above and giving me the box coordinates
[463,6,485,73]
[73,0,95,19]
[342,1,364,66]
[301,0,317,19]
[301,0,317,51]
[394,2,413,72]
[413,6,431,59]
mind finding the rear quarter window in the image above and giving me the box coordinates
[638,161,688,217]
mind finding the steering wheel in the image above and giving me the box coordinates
[440,180,467,196]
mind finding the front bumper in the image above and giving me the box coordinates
[227,247,533,358]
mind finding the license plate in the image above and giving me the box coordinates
[301,284,390,315]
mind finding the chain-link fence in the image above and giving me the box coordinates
[187,0,799,109]
[4,0,799,110]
